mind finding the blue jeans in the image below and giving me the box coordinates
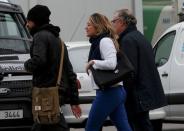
[85,86,132,131]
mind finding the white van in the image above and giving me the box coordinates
[153,21,184,122]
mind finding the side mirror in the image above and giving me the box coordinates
[156,57,168,67]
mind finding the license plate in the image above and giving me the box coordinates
[0,109,23,120]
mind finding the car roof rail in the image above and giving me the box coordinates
[0,0,23,13]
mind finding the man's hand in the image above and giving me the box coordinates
[71,105,82,119]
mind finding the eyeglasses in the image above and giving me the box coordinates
[111,18,120,23]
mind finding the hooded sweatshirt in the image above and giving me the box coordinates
[24,24,79,105]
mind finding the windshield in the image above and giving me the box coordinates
[0,12,30,54]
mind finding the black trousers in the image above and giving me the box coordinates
[31,114,69,131]
[128,111,154,131]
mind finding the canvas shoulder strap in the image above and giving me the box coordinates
[56,39,65,86]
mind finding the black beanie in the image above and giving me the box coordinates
[27,5,51,26]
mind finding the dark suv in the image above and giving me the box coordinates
[0,0,33,129]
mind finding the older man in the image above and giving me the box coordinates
[111,9,167,131]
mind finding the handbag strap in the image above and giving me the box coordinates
[56,39,65,86]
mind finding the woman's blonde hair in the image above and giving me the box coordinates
[89,13,119,52]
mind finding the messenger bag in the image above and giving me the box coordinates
[32,39,64,124]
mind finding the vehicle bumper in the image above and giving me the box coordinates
[0,97,33,129]
[63,95,95,127]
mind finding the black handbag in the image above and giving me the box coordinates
[90,51,134,89]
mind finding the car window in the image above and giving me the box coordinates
[68,46,90,73]
[0,12,30,55]
[154,31,176,67]
[0,13,20,37]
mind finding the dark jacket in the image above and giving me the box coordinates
[24,24,79,105]
[118,25,167,113]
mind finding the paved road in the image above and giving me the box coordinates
[70,123,184,131]
[4,123,184,131]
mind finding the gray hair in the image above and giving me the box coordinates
[116,9,137,25]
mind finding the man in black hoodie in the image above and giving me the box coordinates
[24,5,81,131]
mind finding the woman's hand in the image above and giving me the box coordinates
[86,60,95,75]
[71,105,82,119]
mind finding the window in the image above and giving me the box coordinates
[0,13,21,37]
[0,12,30,55]
[154,31,175,67]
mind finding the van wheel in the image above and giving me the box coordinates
[151,119,163,131]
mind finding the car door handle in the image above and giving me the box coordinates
[162,72,168,77]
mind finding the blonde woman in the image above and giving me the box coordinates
[85,13,132,131]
